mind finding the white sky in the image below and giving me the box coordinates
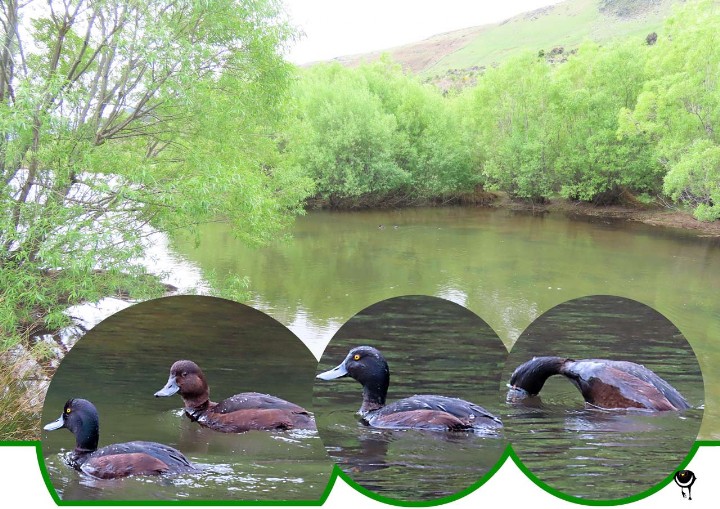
[283,0,562,64]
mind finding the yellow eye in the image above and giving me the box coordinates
[65,408,71,414]
[353,354,361,361]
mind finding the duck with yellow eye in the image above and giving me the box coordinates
[43,398,196,479]
[317,346,503,431]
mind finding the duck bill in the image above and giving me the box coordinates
[506,384,533,404]
[154,375,180,397]
[43,414,65,431]
[316,363,348,380]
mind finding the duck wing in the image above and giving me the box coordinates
[375,395,502,427]
[96,441,194,468]
[563,360,690,410]
[213,392,311,415]
[79,441,196,478]
[603,360,690,410]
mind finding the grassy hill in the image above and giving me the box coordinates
[331,0,680,79]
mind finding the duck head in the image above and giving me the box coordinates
[44,398,99,453]
[155,360,210,409]
[508,356,568,398]
[317,346,390,414]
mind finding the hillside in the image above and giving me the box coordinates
[330,0,680,79]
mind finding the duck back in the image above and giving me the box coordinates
[562,359,690,411]
[76,441,195,479]
[187,392,316,433]
[366,395,502,431]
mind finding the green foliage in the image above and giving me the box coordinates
[284,60,477,206]
[620,0,720,219]
[0,0,303,360]
[460,53,560,201]
[554,42,662,203]
[663,139,720,220]
[286,4,720,213]
[286,63,409,205]
[358,61,478,197]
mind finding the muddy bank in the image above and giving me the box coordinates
[307,190,720,236]
[497,195,720,237]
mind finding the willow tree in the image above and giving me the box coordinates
[620,0,720,220]
[460,53,561,202]
[0,1,306,361]
[554,42,661,204]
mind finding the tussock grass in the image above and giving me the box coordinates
[1,348,48,441]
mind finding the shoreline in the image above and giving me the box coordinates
[497,197,720,237]
[307,193,720,237]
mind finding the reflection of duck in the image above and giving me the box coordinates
[507,356,690,411]
[43,398,196,479]
[154,360,316,432]
[317,346,502,431]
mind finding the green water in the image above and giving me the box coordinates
[41,296,332,501]
[504,295,703,500]
[174,207,719,441]
[313,296,508,502]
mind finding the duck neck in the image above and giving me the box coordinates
[512,356,568,395]
[359,376,389,415]
[184,396,212,417]
[185,399,215,422]
[73,414,99,454]
[181,386,211,411]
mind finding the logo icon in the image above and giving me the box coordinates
[674,470,697,500]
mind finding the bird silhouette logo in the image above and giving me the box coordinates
[674,470,697,500]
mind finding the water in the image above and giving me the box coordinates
[314,296,507,502]
[503,295,703,500]
[41,296,333,501]
[170,206,718,501]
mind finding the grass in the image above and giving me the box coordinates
[337,0,680,78]
[0,350,46,441]
[426,0,677,75]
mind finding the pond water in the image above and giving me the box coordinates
[41,297,332,502]
[40,206,719,503]
[503,295,704,501]
[173,207,719,442]
[313,295,508,502]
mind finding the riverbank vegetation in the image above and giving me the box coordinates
[287,0,718,220]
[0,0,308,438]
[1,0,718,439]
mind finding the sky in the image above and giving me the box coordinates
[283,0,562,64]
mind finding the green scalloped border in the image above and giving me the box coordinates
[0,439,716,506]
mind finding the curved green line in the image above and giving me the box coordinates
[507,441,710,506]
[331,444,512,507]
[0,439,717,506]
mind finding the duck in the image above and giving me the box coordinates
[507,356,691,411]
[43,398,196,479]
[316,346,503,431]
[154,359,316,433]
